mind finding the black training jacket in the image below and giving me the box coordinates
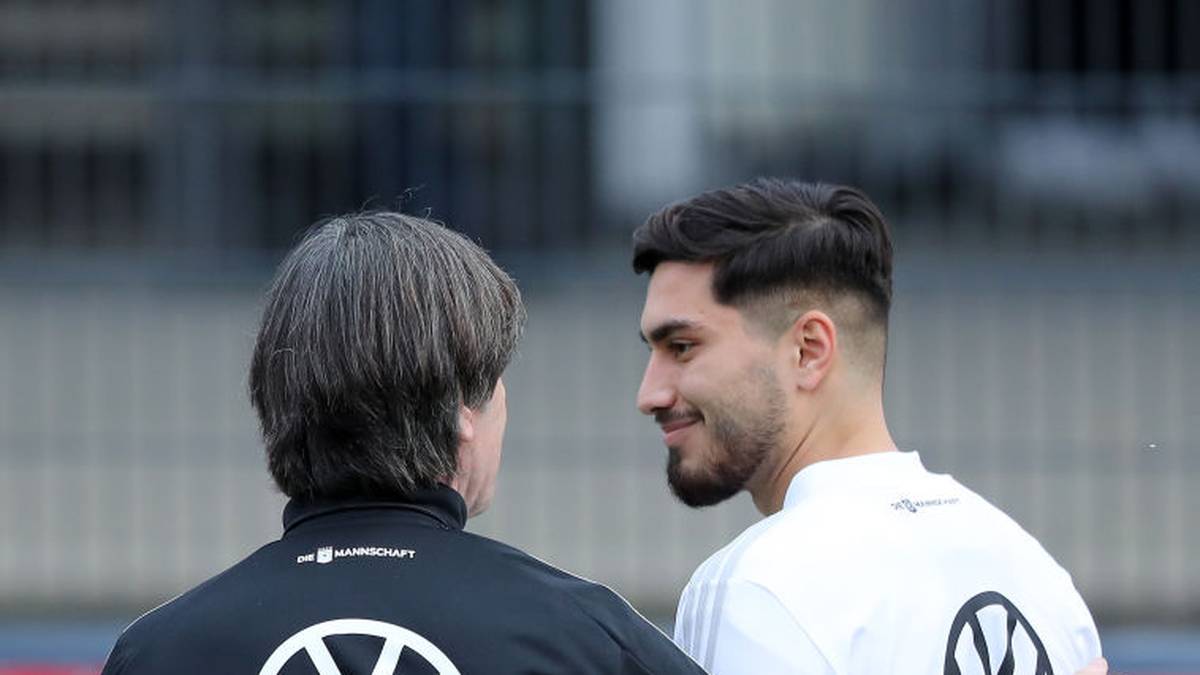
[101,485,706,675]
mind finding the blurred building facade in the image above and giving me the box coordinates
[0,0,1197,627]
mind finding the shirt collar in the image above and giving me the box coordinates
[282,483,468,534]
[782,451,927,510]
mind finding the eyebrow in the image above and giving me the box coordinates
[639,319,701,345]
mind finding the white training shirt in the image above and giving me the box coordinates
[674,451,1101,674]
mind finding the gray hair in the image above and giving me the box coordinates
[249,212,525,501]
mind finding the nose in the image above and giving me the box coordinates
[636,353,676,416]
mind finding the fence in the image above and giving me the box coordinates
[0,0,1197,624]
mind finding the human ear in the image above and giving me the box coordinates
[449,405,477,492]
[457,404,477,446]
[789,310,836,390]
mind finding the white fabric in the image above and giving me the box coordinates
[673,451,1101,674]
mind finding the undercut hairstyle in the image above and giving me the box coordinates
[249,212,525,502]
[632,178,894,349]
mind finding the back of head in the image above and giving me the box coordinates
[249,212,525,502]
[632,178,893,368]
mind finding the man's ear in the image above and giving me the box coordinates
[449,405,476,490]
[789,310,836,391]
[457,404,477,446]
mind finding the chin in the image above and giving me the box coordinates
[666,448,743,508]
[670,483,741,508]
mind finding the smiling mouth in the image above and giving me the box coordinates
[660,419,698,433]
[659,417,701,443]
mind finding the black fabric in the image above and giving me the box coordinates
[102,485,704,675]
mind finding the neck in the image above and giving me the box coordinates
[748,391,897,516]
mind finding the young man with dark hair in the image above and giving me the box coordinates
[634,179,1104,673]
[103,212,705,675]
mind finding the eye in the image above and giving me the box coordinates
[669,341,695,358]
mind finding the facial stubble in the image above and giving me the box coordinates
[666,366,786,507]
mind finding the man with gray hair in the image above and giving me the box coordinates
[102,212,705,674]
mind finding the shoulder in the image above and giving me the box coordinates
[918,473,1084,584]
[673,492,919,660]
[466,534,705,672]
[675,513,838,637]
[337,529,706,673]
[102,541,279,671]
[674,522,840,672]
[683,493,883,591]
[101,570,236,672]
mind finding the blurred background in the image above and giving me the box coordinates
[0,0,1197,672]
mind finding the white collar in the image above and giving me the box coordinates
[782,451,926,510]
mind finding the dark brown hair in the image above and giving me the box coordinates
[632,178,893,327]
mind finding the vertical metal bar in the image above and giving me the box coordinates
[0,288,9,592]
[1086,0,1119,72]
[147,0,180,250]
[989,0,1021,72]
[406,101,449,219]
[534,0,585,246]
[1036,0,1072,73]
[97,119,140,248]
[491,102,532,248]
[491,0,535,247]
[177,91,223,249]
[124,289,146,598]
[266,107,308,247]
[48,135,89,249]
[1180,0,1200,73]
[1114,291,1141,609]
[1132,0,1164,72]
[167,299,191,587]
[33,292,57,598]
[215,0,256,250]
[147,0,221,251]
[358,0,401,208]
[403,2,450,218]
[1066,295,1096,589]
[1162,295,1188,615]
[80,287,103,603]
[538,103,582,248]
[447,0,491,249]
[316,0,355,218]
[451,103,492,243]
[3,140,42,249]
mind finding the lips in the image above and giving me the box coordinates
[658,416,701,445]
[660,418,697,434]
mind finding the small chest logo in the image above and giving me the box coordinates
[316,546,334,564]
[891,496,960,514]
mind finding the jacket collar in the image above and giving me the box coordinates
[282,484,468,534]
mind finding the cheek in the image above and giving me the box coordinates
[491,396,508,442]
[676,360,734,407]
[488,421,506,461]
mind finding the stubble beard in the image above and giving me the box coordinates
[665,368,786,508]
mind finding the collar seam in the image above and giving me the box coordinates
[283,502,462,534]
